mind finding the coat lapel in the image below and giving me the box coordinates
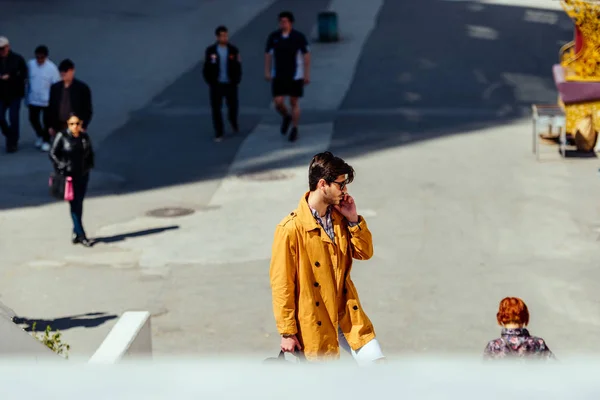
[296,192,336,245]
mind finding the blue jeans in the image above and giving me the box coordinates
[0,98,22,148]
[69,174,90,237]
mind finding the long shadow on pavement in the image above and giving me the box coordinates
[92,225,180,244]
[14,312,118,332]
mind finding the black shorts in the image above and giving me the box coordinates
[271,78,304,98]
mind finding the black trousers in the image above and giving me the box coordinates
[209,83,238,137]
[28,105,51,143]
[0,98,21,149]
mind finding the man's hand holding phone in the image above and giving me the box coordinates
[335,194,359,223]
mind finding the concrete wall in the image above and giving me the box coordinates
[88,311,152,363]
[0,358,594,398]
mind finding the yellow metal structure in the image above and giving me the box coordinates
[560,0,600,81]
[551,0,600,152]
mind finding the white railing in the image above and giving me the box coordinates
[88,311,152,364]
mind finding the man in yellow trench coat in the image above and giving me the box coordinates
[269,151,385,364]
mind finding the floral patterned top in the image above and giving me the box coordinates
[483,328,556,361]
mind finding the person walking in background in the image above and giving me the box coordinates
[49,112,95,247]
[202,25,242,142]
[0,36,27,153]
[264,11,311,142]
[484,297,556,362]
[27,45,60,152]
[269,152,385,365]
[48,59,93,137]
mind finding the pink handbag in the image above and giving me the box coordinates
[64,177,74,201]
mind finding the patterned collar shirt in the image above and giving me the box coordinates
[310,206,335,241]
[309,204,358,242]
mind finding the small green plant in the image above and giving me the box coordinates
[31,322,70,359]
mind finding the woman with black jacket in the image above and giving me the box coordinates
[49,112,95,247]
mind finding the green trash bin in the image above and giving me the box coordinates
[318,11,339,42]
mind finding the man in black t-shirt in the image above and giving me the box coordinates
[264,11,311,142]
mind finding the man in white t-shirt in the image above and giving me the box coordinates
[27,45,59,151]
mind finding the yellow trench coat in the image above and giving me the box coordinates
[269,192,376,361]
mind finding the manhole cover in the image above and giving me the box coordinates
[237,170,294,181]
[146,207,195,218]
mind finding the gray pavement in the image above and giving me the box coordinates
[2,0,600,361]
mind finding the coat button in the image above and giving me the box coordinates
[316,301,320,306]
[353,305,358,310]
[315,261,320,267]
[314,282,319,287]
[290,212,294,216]
[317,321,322,326]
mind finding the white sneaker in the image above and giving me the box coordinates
[34,138,43,148]
[40,142,50,152]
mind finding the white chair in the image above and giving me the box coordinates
[531,104,567,160]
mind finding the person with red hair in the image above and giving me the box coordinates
[483,297,555,361]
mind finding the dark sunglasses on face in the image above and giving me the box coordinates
[330,180,348,191]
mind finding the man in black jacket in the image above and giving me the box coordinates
[48,59,93,136]
[0,36,28,153]
[202,26,242,141]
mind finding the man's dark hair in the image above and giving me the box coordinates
[215,25,228,36]
[278,11,295,23]
[58,58,75,72]
[34,45,49,56]
[308,152,354,191]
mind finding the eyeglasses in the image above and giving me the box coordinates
[330,180,348,191]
